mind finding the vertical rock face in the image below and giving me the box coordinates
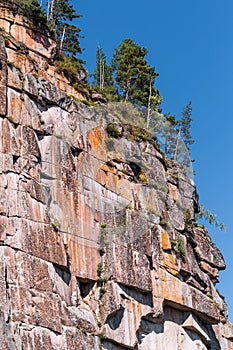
[0,34,7,116]
[0,3,233,350]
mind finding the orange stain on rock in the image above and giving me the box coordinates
[168,183,178,201]
[159,269,183,304]
[6,49,26,73]
[87,127,104,149]
[161,229,171,251]
[106,172,119,193]
[87,127,107,159]
[95,169,108,186]
[162,251,179,276]
[100,164,111,172]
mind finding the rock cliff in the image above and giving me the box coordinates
[0,2,233,349]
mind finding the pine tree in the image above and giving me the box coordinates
[46,0,82,57]
[21,0,47,25]
[153,113,177,157]
[93,47,114,89]
[174,101,194,170]
[46,0,86,84]
[178,101,194,153]
[59,23,82,56]
[111,38,161,107]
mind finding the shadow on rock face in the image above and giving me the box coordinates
[105,305,125,331]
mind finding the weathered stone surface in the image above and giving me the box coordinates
[91,92,107,103]
[109,230,152,291]
[194,227,226,269]
[97,282,154,348]
[200,261,219,278]
[20,326,99,350]
[0,35,7,116]
[0,3,232,350]
[7,87,42,130]
[5,218,67,266]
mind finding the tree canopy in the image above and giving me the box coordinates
[20,0,47,25]
[93,46,114,89]
[21,0,82,58]
[178,101,194,153]
[111,38,162,109]
[46,0,82,57]
[19,2,195,169]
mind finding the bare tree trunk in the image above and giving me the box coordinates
[47,0,55,21]
[174,128,181,161]
[101,62,104,89]
[98,47,104,90]
[60,26,66,52]
[147,77,152,129]
[99,56,102,89]
[47,0,51,20]
[124,78,131,102]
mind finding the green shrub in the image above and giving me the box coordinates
[97,263,104,277]
[106,123,122,138]
[55,55,86,86]
[99,332,105,340]
[99,287,106,298]
[184,209,195,228]
[138,171,148,183]
[159,218,169,227]
[171,234,185,257]
[4,35,10,47]
[97,276,107,283]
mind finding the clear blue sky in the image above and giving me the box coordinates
[72,0,233,321]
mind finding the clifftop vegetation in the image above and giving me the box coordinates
[19,0,86,88]
[6,0,224,231]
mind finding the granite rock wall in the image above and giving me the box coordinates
[0,2,233,349]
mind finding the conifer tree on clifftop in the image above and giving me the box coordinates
[178,101,194,153]
[20,0,47,24]
[93,46,114,89]
[21,0,82,58]
[46,0,86,83]
[111,38,161,109]
[92,46,118,101]
[46,0,82,57]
